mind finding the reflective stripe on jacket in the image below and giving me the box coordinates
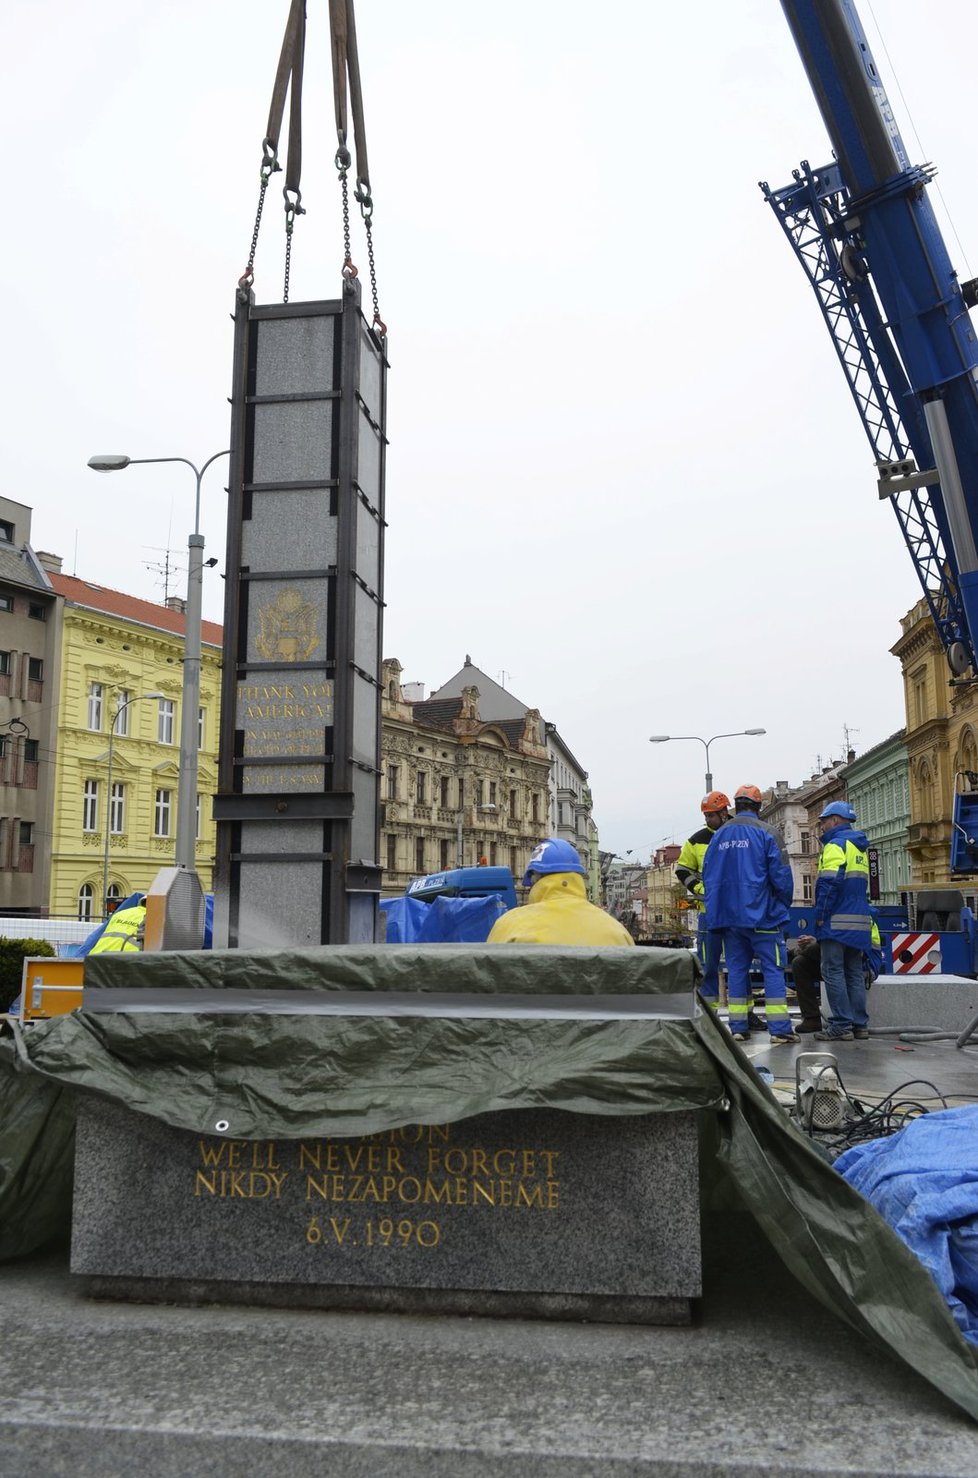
[815,823,871,947]
[89,904,146,954]
[702,812,793,932]
[487,873,635,946]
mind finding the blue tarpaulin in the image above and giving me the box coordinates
[380,893,507,943]
[835,1104,978,1345]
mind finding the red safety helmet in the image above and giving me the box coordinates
[700,790,731,815]
[734,783,763,805]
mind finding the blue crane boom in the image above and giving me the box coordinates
[765,0,978,870]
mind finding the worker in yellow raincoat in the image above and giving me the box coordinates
[487,838,635,946]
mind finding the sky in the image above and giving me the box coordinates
[3,0,976,862]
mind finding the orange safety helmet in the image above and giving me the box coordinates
[734,783,763,805]
[701,790,731,814]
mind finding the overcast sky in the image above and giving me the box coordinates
[4,1,975,859]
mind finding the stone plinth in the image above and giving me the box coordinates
[72,1098,700,1324]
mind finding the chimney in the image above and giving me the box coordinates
[847,749,856,762]
[165,596,187,614]
[36,551,62,574]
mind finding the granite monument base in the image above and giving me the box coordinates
[72,1098,701,1324]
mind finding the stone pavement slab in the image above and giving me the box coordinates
[2,1219,978,1477]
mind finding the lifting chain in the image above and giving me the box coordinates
[283,187,304,304]
[238,141,280,298]
[355,180,385,337]
[335,146,357,280]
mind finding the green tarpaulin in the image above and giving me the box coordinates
[2,943,977,1421]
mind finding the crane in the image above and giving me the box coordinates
[764,0,978,872]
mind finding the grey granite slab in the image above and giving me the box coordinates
[4,1214,978,1476]
[71,1098,700,1322]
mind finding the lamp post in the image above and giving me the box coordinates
[88,450,229,880]
[101,691,164,917]
[648,729,766,793]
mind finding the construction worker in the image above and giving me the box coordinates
[89,895,147,954]
[487,838,635,946]
[814,801,872,1041]
[703,784,797,1044]
[675,791,730,1012]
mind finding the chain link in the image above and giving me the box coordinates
[335,148,358,280]
[284,210,295,304]
[238,145,279,295]
[362,213,385,336]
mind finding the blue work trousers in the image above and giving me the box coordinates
[696,914,723,1010]
[719,927,791,1037]
[819,937,868,1035]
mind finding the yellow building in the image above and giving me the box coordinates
[47,571,222,919]
[892,597,978,886]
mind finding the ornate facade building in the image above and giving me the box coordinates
[891,597,978,889]
[381,659,555,897]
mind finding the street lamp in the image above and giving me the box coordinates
[88,450,229,881]
[100,690,164,916]
[649,729,766,792]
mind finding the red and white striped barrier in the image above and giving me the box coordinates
[889,932,941,974]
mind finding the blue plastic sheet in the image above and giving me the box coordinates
[380,893,506,943]
[836,1104,978,1345]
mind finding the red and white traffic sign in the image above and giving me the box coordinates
[889,932,941,974]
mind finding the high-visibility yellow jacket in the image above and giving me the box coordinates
[487,873,635,946]
[675,820,725,910]
[815,823,871,947]
[89,904,146,954]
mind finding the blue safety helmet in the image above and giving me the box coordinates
[818,801,856,823]
[522,838,588,887]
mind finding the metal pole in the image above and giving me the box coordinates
[175,514,204,872]
[102,718,117,917]
[173,451,229,875]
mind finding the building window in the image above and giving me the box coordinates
[78,883,94,921]
[28,603,46,621]
[83,779,98,832]
[19,821,33,846]
[88,683,103,731]
[490,842,497,866]
[532,792,540,823]
[386,833,397,872]
[154,788,172,837]
[106,883,123,910]
[195,794,201,840]
[198,707,206,751]
[510,788,518,819]
[440,775,450,808]
[0,520,13,544]
[0,595,12,613]
[489,781,497,806]
[510,847,518,875]
[416,771,427,804]
[457,777,464,809]
[24,739,38,762]
[387,765,399,800]
[800,830,811,856]
[440,838,450,870]
[802,873,813,902]
[110,783,125,835]
[0,651,10,676]
[27,657,43,681]
[115,690,131,736]
[158,699,175,745]
[476,779,485,807]
[415,837,425,873]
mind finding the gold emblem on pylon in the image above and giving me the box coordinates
[255,588,320,662]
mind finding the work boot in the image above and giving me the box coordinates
[747,1013,766,1032]
[852,1027,870,1040]
[797,1018,822,1034]
[814,1028,854,1042]
[769,1031,800,1046]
